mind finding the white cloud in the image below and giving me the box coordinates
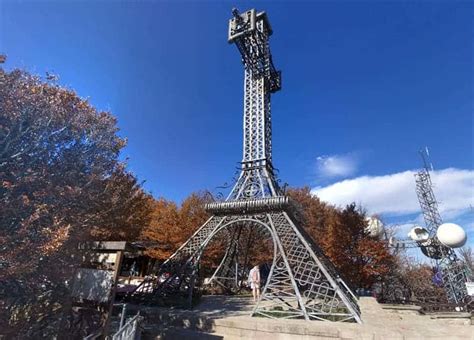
[465,220,474,230]
[387,215,425,237]
[315,153,359,179]
[312,168,474,217]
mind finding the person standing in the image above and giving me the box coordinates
[130,261,138,277]
[248,265,261,302]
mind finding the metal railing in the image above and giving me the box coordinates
[112,312,143,340]
[83,332,101,340]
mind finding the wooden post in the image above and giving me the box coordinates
[119,303,127,329]
[103,250,124,337]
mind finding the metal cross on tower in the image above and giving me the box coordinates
[132,8,361,323]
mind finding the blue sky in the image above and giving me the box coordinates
[1,1,472,250]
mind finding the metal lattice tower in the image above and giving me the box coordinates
[131,9,361,323]
[415,148,469,304]
[226,8,281,200]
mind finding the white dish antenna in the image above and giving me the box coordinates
[408,226,430,243]
[437,223,467,248]
[365,216,384,237]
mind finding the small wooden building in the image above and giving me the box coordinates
[77,241,157,292]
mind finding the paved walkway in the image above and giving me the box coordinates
[139,295,472,339]
[192,295,256,318]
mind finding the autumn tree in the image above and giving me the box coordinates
[143,186,394,290]
[142,192,273,282]
[458,246,474,280]
[286,186,335,241]
[396,262,447,305]
[87,167,153,240]
[288,187,394,288]
[142,192,211,262]
[0,68,151,337]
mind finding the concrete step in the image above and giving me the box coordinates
[357,297,404,324]
[213,317,343,339]
[143,326,224,340]
[126,296,473,340]
[358,297,389,314]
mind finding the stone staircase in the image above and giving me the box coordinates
[358,297,405,325]
[129,296,472,339]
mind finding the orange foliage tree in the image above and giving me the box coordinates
[142,192,274,277]
[143,186,394,290]
[288,187,394,289]
[401,264,447,304]
[141,192,211,262]
[0,68,152,337]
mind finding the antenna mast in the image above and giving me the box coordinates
[415,148,469,304]
[226,8,282,200]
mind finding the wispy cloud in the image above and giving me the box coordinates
[465,221,474,233]
[315,153,359,179]
[313,168,474,247]
[312,168,474,217]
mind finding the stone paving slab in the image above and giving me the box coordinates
[136,295,473,339]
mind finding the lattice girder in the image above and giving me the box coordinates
[415,162,469,304]
[208,225,245,291]
[133,207,361,323]
[225,9,282,201]
[131,8,362,323]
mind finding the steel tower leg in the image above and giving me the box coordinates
[208,226,242,292]
[133,204,361,322]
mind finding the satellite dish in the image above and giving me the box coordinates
[408,226,430,242]
[365,216,384,237]
[420,239,443,260]
[437,223,467,248]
